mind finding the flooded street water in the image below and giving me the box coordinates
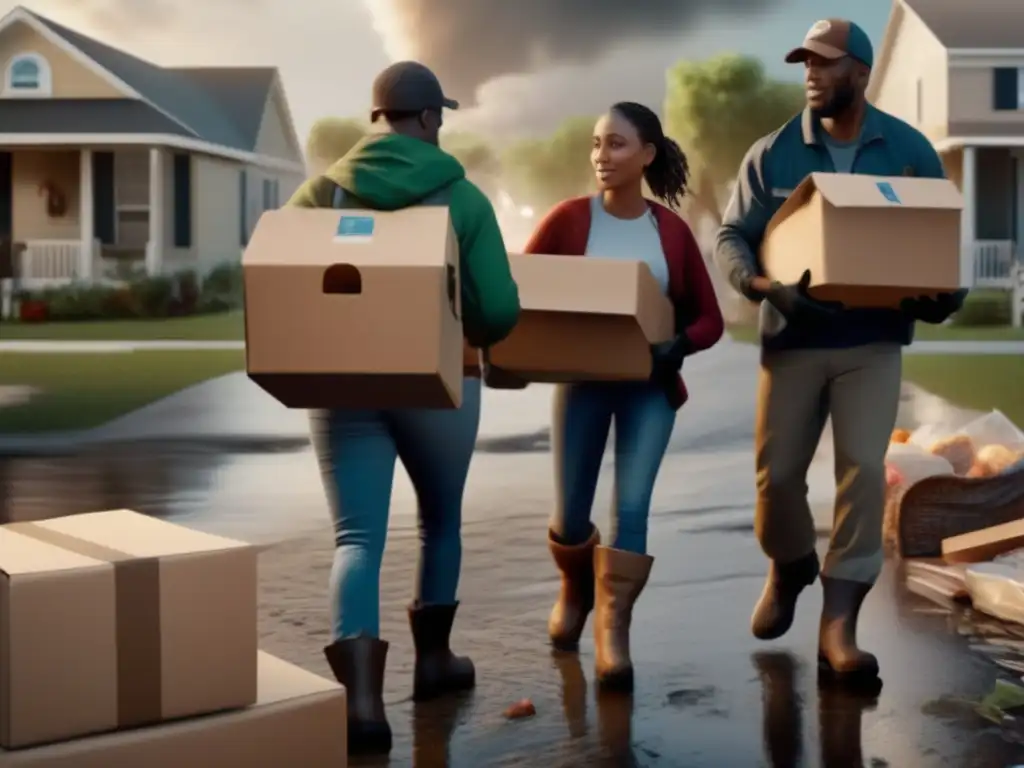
[1,339,1022,765]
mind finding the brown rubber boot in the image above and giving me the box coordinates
[593,546,653,692]
[751,551,820,640]
[409,602,476,702]
[323,636,392,755]
[818,576,880,686]
[548,525,600,650]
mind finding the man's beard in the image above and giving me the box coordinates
[813,81,856,119]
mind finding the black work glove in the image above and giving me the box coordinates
[650,332,692,380]
[481,349,528,390]
[763,269,842,321]
[900,290,967,324]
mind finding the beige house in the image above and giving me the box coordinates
[0,5,305,288]
[868,0,1024,288]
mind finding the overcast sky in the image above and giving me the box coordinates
[4,0,892,142]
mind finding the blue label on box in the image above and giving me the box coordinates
[876,182,901,204]
[335,215,374,238]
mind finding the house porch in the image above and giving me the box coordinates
[0,146,189,288]
[941,145,1023,289]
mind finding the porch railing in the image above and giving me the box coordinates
[14,240,101,289]
[972,240,1017,288]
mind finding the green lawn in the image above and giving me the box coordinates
[0,350,245,433]
[727,323,1024,345]
[0,310,244,341]
[901,355,1024,428]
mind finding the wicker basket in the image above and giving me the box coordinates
[888,465,1024,558]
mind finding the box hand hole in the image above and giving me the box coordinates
[322,264,362,295]
[446,263,459,319]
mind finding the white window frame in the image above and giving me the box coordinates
[1018,67,1024,110]
[3,52,52,98]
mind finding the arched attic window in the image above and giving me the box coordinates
[4,53,52,97]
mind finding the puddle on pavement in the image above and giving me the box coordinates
[0,362,1015,765]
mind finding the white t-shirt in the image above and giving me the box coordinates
[583,195,670,294]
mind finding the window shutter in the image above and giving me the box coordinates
[993,67,1019,110]
[239,170,248,246]
[172,153,192,248]
[92,151,115,244]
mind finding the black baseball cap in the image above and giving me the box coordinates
[370,61,459,121]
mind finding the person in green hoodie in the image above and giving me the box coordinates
[287,62,520,755]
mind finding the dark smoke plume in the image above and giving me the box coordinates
[373,0,783,105]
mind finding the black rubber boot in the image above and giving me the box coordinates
[323,636,392,755]
[818,576,881,690]
[751,552,820,640]
[409,602,476,701]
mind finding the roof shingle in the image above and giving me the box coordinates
[0,98,193,135]
[21,8,277,152]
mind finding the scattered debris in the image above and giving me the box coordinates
[504,698,535,720]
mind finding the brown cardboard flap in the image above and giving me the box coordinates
[941,519,1024,565]
[764,174,817,240]
[7,523,162,728]
[812,173,963,210]
[242,207,453,267]
[508,254,649,315]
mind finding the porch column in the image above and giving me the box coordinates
[961,145,977,287]
[147,147,165,275]
[79,149,93,280]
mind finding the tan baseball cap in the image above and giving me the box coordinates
[785,19,874,67]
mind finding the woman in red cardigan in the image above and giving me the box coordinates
[523,102,724,691]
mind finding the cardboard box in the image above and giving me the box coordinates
[487,254,674,382]
[243,207,463,409]
[0,510,257,748]
[941,519,1024,564]
[761,173,964,307]
[0,652,346,767]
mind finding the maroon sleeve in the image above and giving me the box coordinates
[523,198,585,255]
[673,219,725,352]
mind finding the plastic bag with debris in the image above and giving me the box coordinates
[885,441,955,490]
[966,562,1024,626]
[907,410,1024,478]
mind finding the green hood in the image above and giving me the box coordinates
[322,133,465,210]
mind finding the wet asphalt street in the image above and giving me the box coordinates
[1,341,1021,765]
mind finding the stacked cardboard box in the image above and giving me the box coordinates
[0,509,346,766]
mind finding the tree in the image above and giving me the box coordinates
[664,54,804,224]
[441,132,500,177]
[500,116,595,210]
[441,132,501,197]
[305,117,367,172]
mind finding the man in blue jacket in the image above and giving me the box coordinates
[714,18,966,687]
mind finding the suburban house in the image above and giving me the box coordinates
[0,5,305,288]
[868,0,1024,289]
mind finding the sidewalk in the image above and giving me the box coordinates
[1,339,1022,354]
[906,340,1024,355]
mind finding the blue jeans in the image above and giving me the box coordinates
[551,381,676,554]
[309,378,482,640]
